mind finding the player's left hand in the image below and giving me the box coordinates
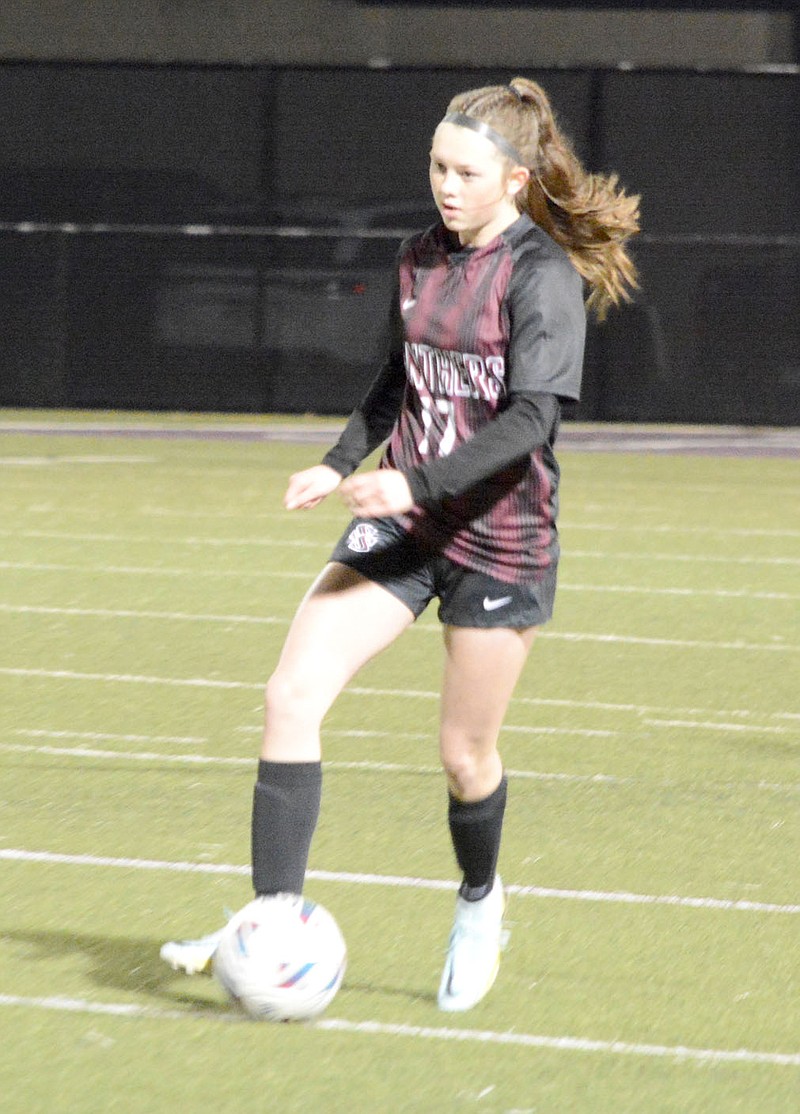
[339,469,414,518]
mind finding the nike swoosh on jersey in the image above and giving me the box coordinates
[482,595,513,611]
[401,297,417,313]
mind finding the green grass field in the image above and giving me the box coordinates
[0,411,798,1113]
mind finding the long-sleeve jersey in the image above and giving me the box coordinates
[323,213,586,585]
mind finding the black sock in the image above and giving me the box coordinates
[448,775,508,902]
[251,759,322,896]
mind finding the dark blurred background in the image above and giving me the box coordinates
[0,1,797,423]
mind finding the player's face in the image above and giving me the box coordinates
[429,122,528,248]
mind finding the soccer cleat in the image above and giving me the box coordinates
[160,909,242,976]
[437,876,507,1012]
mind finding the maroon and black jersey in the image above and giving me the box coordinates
[324,213,585,584]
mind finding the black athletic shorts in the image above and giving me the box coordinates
[329,516,557,629]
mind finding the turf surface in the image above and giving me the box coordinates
[0,413,798,1112]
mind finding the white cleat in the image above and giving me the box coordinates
[437,876,507,1012]
[160,915,236,976]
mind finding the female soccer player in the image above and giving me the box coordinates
[162,77,639,1012]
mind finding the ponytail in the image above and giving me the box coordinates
[447,78,640,320]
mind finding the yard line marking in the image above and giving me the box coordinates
[317,1018,800,1066]
[2,604,798,653]
[0,995,796,1066]
[10,500,800,538]
[567,550,800,568]
[11,502,800,539]
[644,719,795,735]
[233,726,433,742]
[234,724,616,740]
[0,456,157,466]
[0,995,193,1021]
[1,743,251,767]
[5,744,797,794]
[1,667,796,724]
[563,478,800,497]
[5,743,797,794]
[0,529,327,549]
[562,523,800,539]
[3,575,800,603]
[0,667,263,690]
[4,528,800,566]
[12,729,207,745]
[0,997,797,1066]
[560,584,800,602]
[139,505,346,523]
[2,848,798,915]
[0,743,627,785]
[4,558,800,600]
[0,562,312,579]
[543,632,800,653]
[0,603,287,625]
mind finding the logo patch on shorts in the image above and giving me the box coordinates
[482,595,513,612]
[347,523,380,553]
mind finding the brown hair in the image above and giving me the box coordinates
[447,77,640,320]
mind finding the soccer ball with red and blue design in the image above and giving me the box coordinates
[212,894,347,1022]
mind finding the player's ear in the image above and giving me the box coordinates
[506,166,530,198]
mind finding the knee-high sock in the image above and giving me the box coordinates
[251,759,322,896]
[447,775,508,901]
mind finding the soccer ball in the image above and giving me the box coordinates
[212,894,347,1022]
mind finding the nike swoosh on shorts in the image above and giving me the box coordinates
[482,596,513,611]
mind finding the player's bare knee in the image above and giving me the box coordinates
[440,750,487,799]
[264,670,319,724]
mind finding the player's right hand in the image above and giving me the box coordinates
[283,464,342,510]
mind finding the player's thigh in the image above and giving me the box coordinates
[439,624,538,754]
[268,561,415,706]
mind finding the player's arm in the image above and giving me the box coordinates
[402,391,559,506]
[337,390,559,518]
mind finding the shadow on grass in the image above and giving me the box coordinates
[2,928,436,1011]
[2,928,230,1015]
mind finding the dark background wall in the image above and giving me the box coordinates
[0,60,797,423]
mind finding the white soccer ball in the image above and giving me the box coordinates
[212,894,347,1022]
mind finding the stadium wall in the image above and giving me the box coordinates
[0,3,794,69]
[0,60,797,424]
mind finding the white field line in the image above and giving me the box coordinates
[12,728,207,745]
[567,549,800,568]
[1,603,798,654]
[318,1018,800,1067]
[5,742,797,794]
[0,529,327,549]
[643,718,794,735]
[0,743,623,784]
[0,456,157,466]
[0,996,796,1068]
[13,719,614,744]
[564,523,800,539]
[0,998,796,1069]
[4,557,800,602]
[5,571,800,606]
[542,632,800,653]
[561,478,800,497]
[0,562,312,579]
[4,528,800,566]
[0,603,289,624]
[12,502,800,539]
[2,848,799,916]
[560,583,800,602]
[1,666,797,726]
[0,846,797,917]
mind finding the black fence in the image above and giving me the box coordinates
[0,62,798,423]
